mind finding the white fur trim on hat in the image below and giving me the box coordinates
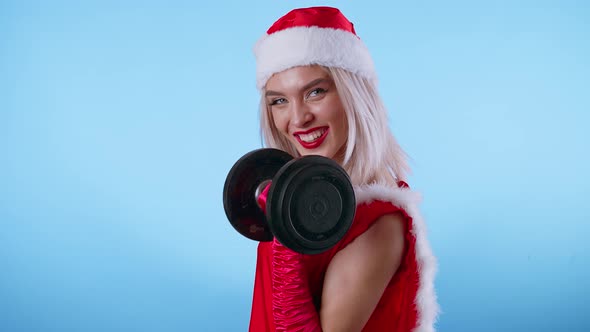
[254,26,377,90]
[355,183,440,332]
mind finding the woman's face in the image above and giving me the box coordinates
[265,66,348,163]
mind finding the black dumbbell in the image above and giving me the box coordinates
[222,148,356,254]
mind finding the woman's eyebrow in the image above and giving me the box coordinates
[301,77,328,91]
[265,90,283,97]
[265,77,330,97]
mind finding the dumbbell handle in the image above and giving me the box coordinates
[256,181,272,212]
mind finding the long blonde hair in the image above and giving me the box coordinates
[260,66,410,186]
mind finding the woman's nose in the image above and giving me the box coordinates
[291,103,314,127]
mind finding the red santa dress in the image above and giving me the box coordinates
[248,183,439,331]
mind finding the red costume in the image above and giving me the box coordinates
[250,6,439,331]
[249,184,439,331]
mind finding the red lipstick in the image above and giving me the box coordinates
[293,127,329,149]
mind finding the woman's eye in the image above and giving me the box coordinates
[269,98,287,106]
[308,88,326,98]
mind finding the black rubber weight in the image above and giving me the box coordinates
[223,148,293,242]
[267,155,355,254]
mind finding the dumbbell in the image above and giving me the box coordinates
[222,148,356,255]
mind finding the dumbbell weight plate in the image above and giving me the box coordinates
[267,155,356,254]
[223,148,294,242]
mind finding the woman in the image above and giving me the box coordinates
[249,6,439,332]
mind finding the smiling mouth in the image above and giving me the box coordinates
[294,127,329,149]
[297,127,327,143]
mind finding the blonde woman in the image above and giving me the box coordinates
[249,7,439,332]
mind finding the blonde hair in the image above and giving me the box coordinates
[260,66,410,187]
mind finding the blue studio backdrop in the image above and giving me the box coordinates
[1,1,588,331]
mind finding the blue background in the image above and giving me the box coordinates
[1,0,588,331]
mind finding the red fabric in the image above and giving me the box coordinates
[249,199,420,331]
[267,6,357,36]
[271,239,322,331]
[257,182,271,212]
[254,182,322,331]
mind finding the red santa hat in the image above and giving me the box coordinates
[254,6,377,90]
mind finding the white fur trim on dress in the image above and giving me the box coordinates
[254,26,377,90]
[355,184,440,332]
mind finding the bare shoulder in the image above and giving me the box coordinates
[364,212,405,242]
[320,212,406,331]
[324,211,406,294]
[342,212,405,266]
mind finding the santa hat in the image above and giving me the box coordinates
[254,6,377,90]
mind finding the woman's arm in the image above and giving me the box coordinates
[320,212,406,332]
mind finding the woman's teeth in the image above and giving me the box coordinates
[298,128,326,142]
